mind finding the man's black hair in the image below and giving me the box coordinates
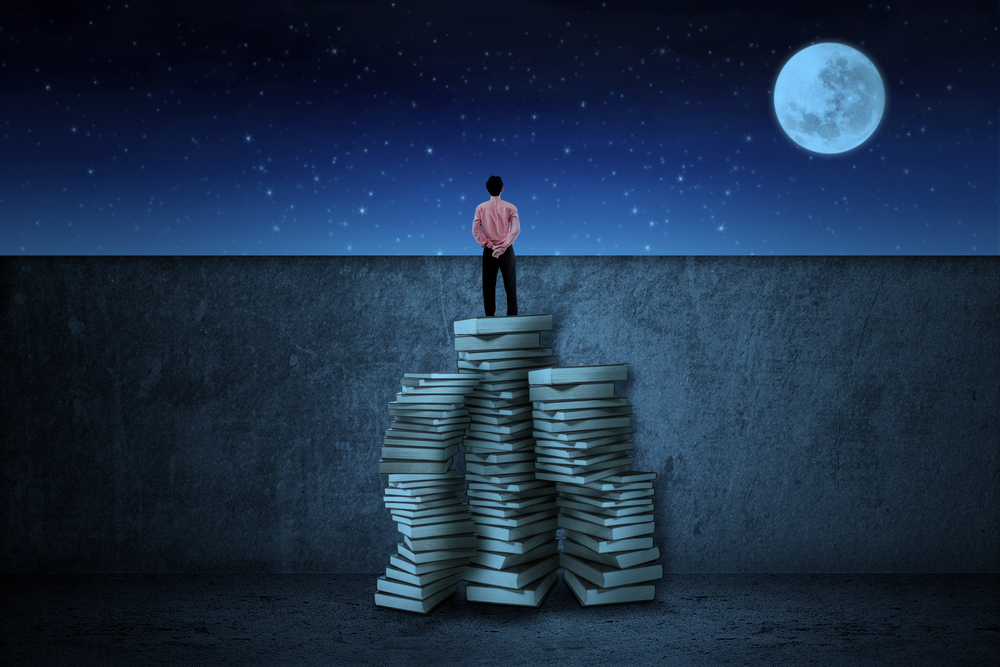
[486,175,503,197]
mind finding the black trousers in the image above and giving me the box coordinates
[482,246,517,317]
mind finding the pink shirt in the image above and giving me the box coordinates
[473,196,520,249]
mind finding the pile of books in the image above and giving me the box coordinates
[528,364,663,606]
[453,315,562,607]
[374,372,484,613]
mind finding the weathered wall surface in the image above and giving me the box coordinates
[2,256,996,573]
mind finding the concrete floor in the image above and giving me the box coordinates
[2,572,996,666]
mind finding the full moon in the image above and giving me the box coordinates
[773,43,885,154]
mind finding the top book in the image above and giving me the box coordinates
[528,364,628,386]
[453,314,553,336]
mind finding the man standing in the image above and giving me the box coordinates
[473,175,520,317]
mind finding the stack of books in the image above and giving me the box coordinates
[527,364,663,606]
[453,315,562,607]
[374,372,484,613]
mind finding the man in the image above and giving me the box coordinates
[472,175,520,317]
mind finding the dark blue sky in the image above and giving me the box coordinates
[1,0,996,255]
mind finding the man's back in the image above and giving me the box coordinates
[474,196,520,249]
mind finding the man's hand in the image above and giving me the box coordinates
[492,244,505,258]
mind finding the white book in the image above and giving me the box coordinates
[535,441,633,460]
[466,460,537,476]
[467,479,551,494]
[466,420,533,436]
[382,491,455,505]
[396,542,478,565]
[471,507,558,528]
[463,436,535,452]
[395,518,476,540]
[379,459,454,475]
[383,435,464,449]
[594,472,658,485]
[559,506,652,527]
[534,465,631,485]
[465,471,538,485]
[561,552,663,588]
[533,416,633,433]
[528,364,628,386]
[385,481,464,494]
[453,314,553,335]
[535,457,633,476]
[401,385,476,395]
[556,484,653,501]
[459,356,558,371]
[561,538,660,570]
[387,472,458,485]
[465,450,535,465]
[469,414,533,429]
[528,383,616,402]
[463,553,560,590]
[403,532,479,553]
[380,444,459,462]
[389,503,468,520]
[374,584,457,614]
[459,348,553,361]
[391,510,472,527]
[469,501,558,519]
[465,568,558,607]
[385,563,467,588]
[533,406,632,421]
[400,376,481,387]
[384,496,465,511]
[403,372,480,380]
[376,570,464,601]
[475,530,554,555]
[533,426,632,444]
[563,569,655,606]
[536,450,632,468]
[453,332,540,351]
[557,499,653,518]
[470,540,559,570]
[395,393,467,404]
[390,553,472,576]
[473,517,558,542]
[388,407,469,419]
[561,528,653,554]
[391,416,469,427]
[532,397,629,412]
[558,515,654,541]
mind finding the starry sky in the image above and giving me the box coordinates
[1,0,996,255]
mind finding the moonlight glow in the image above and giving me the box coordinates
[773,43,886,154]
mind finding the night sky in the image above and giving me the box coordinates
[1,0,996,255]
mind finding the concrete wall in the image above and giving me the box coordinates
[1,256,996,573]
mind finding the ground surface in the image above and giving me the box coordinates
[2,573,996,666]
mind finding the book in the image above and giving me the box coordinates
[561,538,660,570]
[558,515,653,541]
[463,553,560,590]
[560,552,663,588]
[453,314,553,335]
[534,465,631,485]
[470,540,559,570]
[528,383,616,402]
[385,563,467,588]
[562,569,655,606]
[376,570,465,601]
[527,364,629,385]
[561,528,654,554]
[454,332,540,351]
[375,372,484,613]
[465,568,559,607]
[374,585,457,614]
